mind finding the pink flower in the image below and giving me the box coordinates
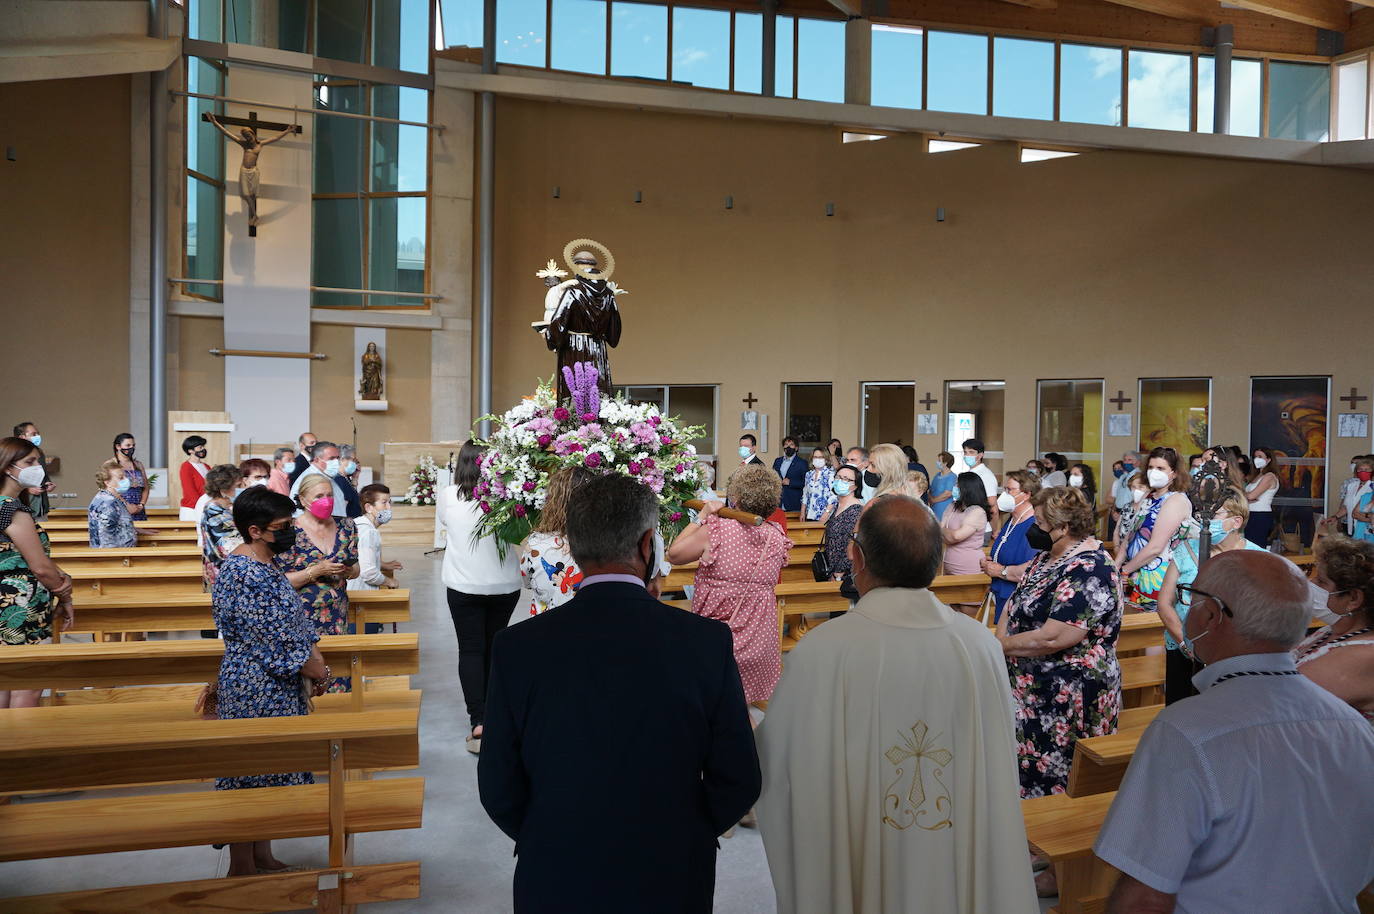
[553,407,570,421]
[523,481,537,491]
[584,452,602,468]
[649,415,661,427]
[514,504,527,517]
[640,457,656,470]
[670,511,683,522]
[537,435,552,447]
[674,463,686,474]
[628,461,641,475]
[582,413,596,423]
[660,435,673,445]
[479,501,491,514]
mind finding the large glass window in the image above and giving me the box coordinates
[1200,56,1263,136]
[312,77,430,308]
[993,37,1052,120]
[496,0,546,66]
[184,56,225,300]
[611,1,667,80]
[1269,61,1329,141]
[927,31,987,115]
[945,381,1006,478]
[672,6,730,90]
[1060,44,1122,126]
[372,0,431,72]
[1138,379,1210,456]
[871,24,922,110]
[733,12,762,93]
[196,0,427,66]
[616,385,717,456]
[1037,380,1104,483]
[551,0,607,74]
[1336,58,1370,141]
[796,17,845,103]
[1127,49,1191,131]
[784,384,833,451]
[774,15,796,98]
[188,0,223,41]
[861,382,915,450]
[438,0,484,50]
[317,0,369,63]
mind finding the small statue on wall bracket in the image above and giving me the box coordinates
[359,341,384,400]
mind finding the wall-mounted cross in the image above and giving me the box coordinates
[919,392,938,410]
[742,391,758,409]
[1341,387,1368,409]
[1109,390,1133,410]
[202,110,302,136]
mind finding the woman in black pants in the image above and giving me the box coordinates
[436,441,522,753]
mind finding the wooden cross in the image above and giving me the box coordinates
[1341,387,1368,409]
[201,110,302,136]
[919,392,938,410]
[742,392,758,409]
[1109,390,1133,410]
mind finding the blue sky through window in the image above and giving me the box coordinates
[797,18,844,103]
[871,24,921,109]
[927,31,987,115]
[495,0,544,65]
[611,1,667,79]
[993,37,1053,120]
[1060,44,1121,126]
[734,12,761,93]
[672,7,729,89]
[1127,49,1191,131]
[551,0,606,73]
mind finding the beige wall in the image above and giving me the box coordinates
[488,96,1374,508]
[0,76,132,502]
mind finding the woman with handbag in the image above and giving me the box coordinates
[818,464,864,586]
[211,485,331,877]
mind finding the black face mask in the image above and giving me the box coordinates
[863,470,881,488]
[783,447,797,458]
[194,448,208,459]
[119,447,135,458]
[267,525,296,554]
[1026,525,1054,551]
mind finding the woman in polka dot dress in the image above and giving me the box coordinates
[667,464,791,704]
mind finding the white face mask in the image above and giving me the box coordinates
[1130,488,1147,504]
[10,465,45,489]
[1146,468,1170,490]
[996,491,1016,512]
[1069,474,1084,488]
[1253,457,1268,469]
[811,457,826,469]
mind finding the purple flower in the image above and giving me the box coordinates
[582,413,596,423]
[553,406,570,421]
[628,461,641,475]
[584,452,602,468]
[537,435,552,447]
[514,504,527,517]
[523,481,537,492]
[670,511,683,522]
[641,458,655,470]
[479,501,491,514]
[674,464,685,474]
[660,435,673,445]
[649,415,661,427]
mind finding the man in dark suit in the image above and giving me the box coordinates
[772,435,808,513]
[287,431,317,484]
[478,474,761,913]
[737,433,764,467]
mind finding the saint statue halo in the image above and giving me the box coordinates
[562,238,615,281]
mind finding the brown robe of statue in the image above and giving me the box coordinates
[544,277,621,402]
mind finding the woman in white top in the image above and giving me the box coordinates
[519,467,591,616]
[1295,534,1374,725]
[437,440,522,754]
[1039,453,1068,489]
[1244,447,1280,547]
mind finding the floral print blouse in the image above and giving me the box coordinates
[88,490,137,548]
[800,467,838,522]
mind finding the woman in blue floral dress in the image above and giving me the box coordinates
[212,485,329,876]
[275,475,358,691]
[87,465,138,548]
[108,433,148,521]
[999,487,1121,802]
[799,447,838,522]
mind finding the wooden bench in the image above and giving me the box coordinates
[1065,705,1163,798]
[58,588,412,642]
[664,550,817,591]
[50,506,182,517]
[1022,791,1120,914]
[41,517,198,532]
[49,544,203,573]
[1119,653,1164,707]
[774,575,992,649]
[0,701,423,912]
[46,528,201,546]
[69,566,208,601]
[1117,611,1164,654]
[0,633,419,712]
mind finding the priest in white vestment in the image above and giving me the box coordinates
[756,495,1038,914]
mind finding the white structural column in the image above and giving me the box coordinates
[220,47,315,447]
[430,65,477,441]
[844,18,872,107]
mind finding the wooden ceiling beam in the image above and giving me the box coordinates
[824,0,863,16]
[994,0,1059,11]
[1096,0,1218,25]
[1220,0,1349,31]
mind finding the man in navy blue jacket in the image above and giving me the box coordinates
[772,435,808,512]
[478,474,761,913]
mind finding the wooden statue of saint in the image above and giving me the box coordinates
[359,341,383,400]
[206,113,294,229]
[533,241,623,402]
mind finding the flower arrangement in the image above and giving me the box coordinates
[404,455,440,506]
[473,363,705,549]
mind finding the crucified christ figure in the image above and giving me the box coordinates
[206,113,294,228]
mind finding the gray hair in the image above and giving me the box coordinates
[1122,450,1143,462]
[697,461,715,489]
[273,446,294,463]
[312,439,339,458]
[566,474,659,568]
[855,495,942,590]
[1196,550,1312,648]
[340,444,356,459]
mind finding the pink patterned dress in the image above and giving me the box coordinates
[690,516,792,703]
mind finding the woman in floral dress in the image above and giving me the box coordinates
[213,485,330,876]
[667,464,792,704]
[87,465,138,548]
[999,486,1122,801]
[275,475,358,691]
[799,447,837,522]
[200,464,244,587]
[108,433,149,520]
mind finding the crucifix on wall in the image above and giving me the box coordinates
[204,111,301,237]
[1109,390,1133,410]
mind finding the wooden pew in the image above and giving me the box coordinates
[1065,705,1163,798]
[69,566,208,601]
[775,575,992,649]
[1022,791,1121,914]
[664,550,817,591]
[49,506,181,518]
[48,544,202,572]
[45,528,200,546]
[58,588,411,642]
[0,702,423,912]
[1117,611,1164,654]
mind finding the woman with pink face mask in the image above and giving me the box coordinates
[274,474,359,691]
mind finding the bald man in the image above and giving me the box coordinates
[1097,550,1374,914]
[756,495,1037,913]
